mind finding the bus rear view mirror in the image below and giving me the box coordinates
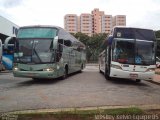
[0,39,2,58]
[108,35,113,45]
[14,39,19,52]
[53,36,58,50]
[4,37,13,49]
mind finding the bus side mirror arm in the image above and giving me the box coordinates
[53,36,58,50]
[4,37,13,49]
[14,39,19,52]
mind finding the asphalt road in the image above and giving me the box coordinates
[0,65,160,112]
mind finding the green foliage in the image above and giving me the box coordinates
[14,107,144,120]
[103,107,143,116]
[155,30,160,38]
[72,32,108,62]
[71,32,90,45]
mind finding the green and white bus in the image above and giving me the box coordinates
[99,27,156,82]
[13,25,86,79]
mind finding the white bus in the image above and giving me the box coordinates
[0,39,3,71]
[99,27,156,82]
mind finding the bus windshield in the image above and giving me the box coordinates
[15,39,54,63]
[112,39,155,65]
[136,40,155,65]
[113,39,135,64]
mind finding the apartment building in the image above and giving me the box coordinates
[101,15,112,34]
[80,13,92,36]
[91,8,105,34]
[64,8,126,35]
[64,14,78,33]
[112,15,126,27]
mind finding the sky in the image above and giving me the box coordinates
[0,0,160,30]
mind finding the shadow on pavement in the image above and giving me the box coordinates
[15,71,82,87]
[107,78,150,87]
[0,71,12,75]
[17,78,63,86]
[99,72,149,86]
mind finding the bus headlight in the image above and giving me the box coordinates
[43,68,54,72]
[146,68,155,72]
[111,64,122,70]
[13,67,19,71]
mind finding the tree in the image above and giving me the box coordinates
[71,32,108,62]
[88,33,108,62]
[71,32,89,45]
[155,30,160,38]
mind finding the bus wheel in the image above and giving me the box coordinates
[105,67,111,80]
[99,65,102,73]
[80,64,83,72]
[61,67,68,80]
[136,79,141,82]
[81,64,83,70]
[32,78,40,81]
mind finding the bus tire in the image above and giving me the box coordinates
[104,66,111,80]
[136,79,141,82]
[80,64,83,72]
[32,78,40,81]
[61,66,68,80]
[99,65,102,73]
[81,64,84,69]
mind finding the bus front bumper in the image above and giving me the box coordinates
[13,70,58,79]
[110,68,155,80]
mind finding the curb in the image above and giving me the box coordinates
[86,64,99,66]
[7,104,160,114]
[151,74,160,85]
[147,80,160,85]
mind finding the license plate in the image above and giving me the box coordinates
[130,73,138,80]
[26,73,36,77]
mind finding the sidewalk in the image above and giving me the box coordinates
[153,69,160,84]
[153,75,160,84]
[86,63,99,66]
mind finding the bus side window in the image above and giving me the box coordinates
[64,40,72,47]
[77,47,81,52]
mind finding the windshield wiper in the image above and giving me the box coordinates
[34,49,42,63]
[32,42,42,63]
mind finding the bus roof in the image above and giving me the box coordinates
[112,26,154,31]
